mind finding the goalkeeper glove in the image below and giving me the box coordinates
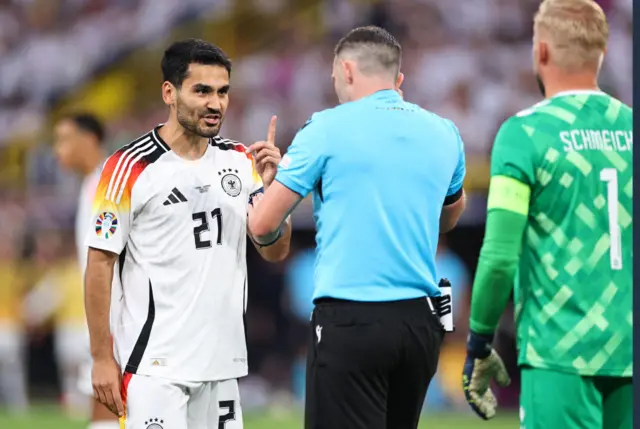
[462,331,511,420]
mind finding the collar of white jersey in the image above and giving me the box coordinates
[552,89,606,98]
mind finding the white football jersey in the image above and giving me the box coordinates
[76,161,123,345]
[85,126,263,382]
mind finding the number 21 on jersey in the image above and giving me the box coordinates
[600,168,622,270]
[192,209,223,249]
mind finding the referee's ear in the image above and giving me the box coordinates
[395,72,404,98]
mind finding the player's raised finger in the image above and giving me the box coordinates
[267,115,277,143]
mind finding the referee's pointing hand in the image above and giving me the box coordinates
[92,356,124,417]
[248,115,281,187]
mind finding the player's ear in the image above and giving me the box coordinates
[161,81,177,106]
[538,41,550,67]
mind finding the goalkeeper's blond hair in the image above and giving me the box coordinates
[534,0,609,72]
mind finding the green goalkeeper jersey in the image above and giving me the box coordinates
[491,90,632,377]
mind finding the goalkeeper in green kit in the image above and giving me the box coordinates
[462,0,632,428]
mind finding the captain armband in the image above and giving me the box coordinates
[486,176,531,216]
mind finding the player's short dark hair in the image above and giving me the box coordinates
[61,112,105,144]
[161,39,232,88]
[334,26,402,75]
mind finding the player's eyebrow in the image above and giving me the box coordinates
[192,83,213,93]
[192,84,230,94]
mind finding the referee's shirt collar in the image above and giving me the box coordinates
[361,89,402,102]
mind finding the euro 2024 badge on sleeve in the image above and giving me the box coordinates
[95,212,118,239]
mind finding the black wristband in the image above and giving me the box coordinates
[254,228,282,247]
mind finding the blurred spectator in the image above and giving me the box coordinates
[0,230,28,413]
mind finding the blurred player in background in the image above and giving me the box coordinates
[84,39,290,429]
[0,231,28,414]
[462,1,632,428]
[52,113,118,429]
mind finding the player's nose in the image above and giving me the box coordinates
[205,95,223,110]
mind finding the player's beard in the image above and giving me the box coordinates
[176,98,223,138]
[535,73,546,98]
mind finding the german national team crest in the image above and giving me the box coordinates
[144,418,164,429]
[219,169,242,197]
[95,212,118,239]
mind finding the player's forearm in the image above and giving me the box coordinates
[255,216,292,262]
[85,248,117,360]
[469,209,527,334]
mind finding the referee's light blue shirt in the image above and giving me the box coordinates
[275,89,466,302]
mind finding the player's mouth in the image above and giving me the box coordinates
[202,114,221,126]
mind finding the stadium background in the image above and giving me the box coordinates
[0,0,631,427]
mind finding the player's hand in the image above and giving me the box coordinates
[462,331,511,420]
[248,115,281,188]
[92,356,124,417]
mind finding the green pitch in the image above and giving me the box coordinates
[1,406,517,429]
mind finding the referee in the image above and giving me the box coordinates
[248,26,466,429]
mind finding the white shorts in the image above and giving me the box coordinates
[121,375,243,429]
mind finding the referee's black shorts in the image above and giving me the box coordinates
[304,296,445,429]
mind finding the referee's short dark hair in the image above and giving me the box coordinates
[61,112,105,144]
[334,26,402,76]
[161,39,232,88]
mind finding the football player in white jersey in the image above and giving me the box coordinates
[84,39,292,429]
[53,113,120,429]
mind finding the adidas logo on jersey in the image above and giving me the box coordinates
[163,187,188,206]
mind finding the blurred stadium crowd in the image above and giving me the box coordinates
[0,0,632,419]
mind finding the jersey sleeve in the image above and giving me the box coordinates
[85,151,144,255]
[486,118,536,215]
[275,114,327,197]
[446,120,466,196]
[490,118,537,184]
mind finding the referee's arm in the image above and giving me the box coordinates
[440,121,467,233]
[249,115,325,239]
[441,188,466,233]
